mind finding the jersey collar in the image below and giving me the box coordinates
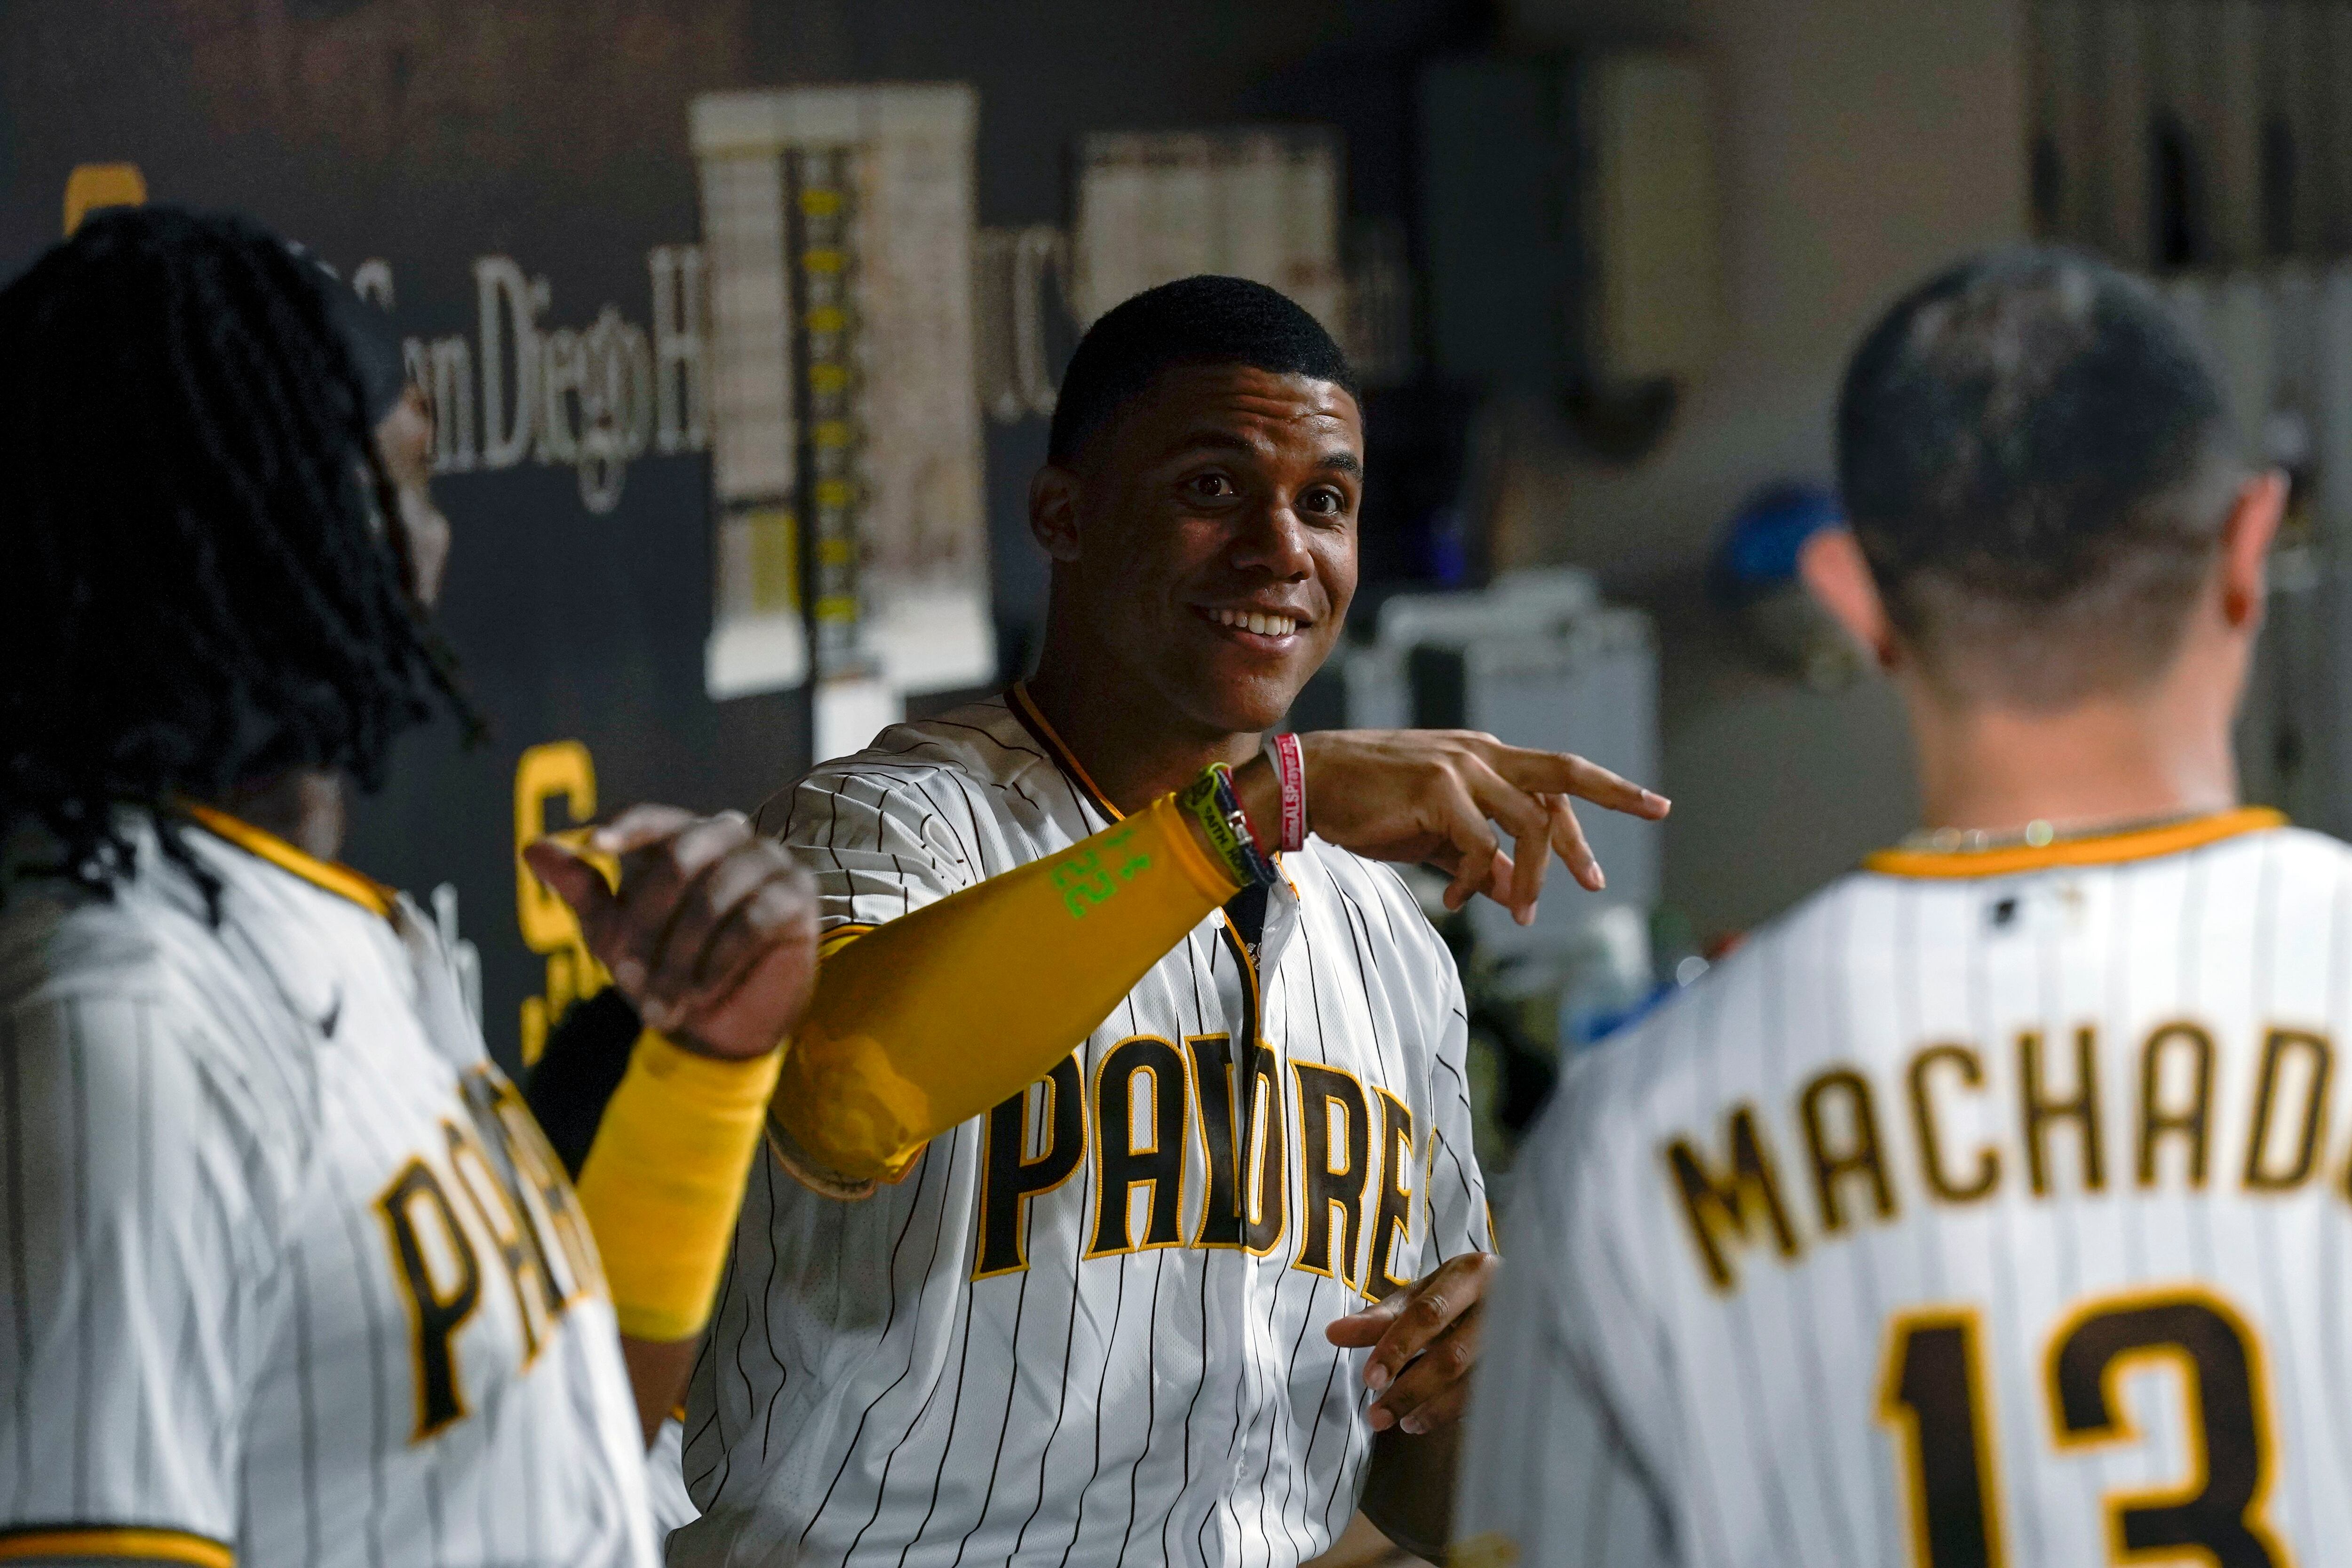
[1863,806,2286,880]
[1006,680,1300,899]
[181,802,398,919]
[1007,680,1124,822]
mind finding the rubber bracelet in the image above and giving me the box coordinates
[1262,732,1307,853]
[1177,762,1279,889]
[1211,762,1283,885]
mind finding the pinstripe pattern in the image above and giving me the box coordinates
[675,695,1489,1568]
[0,817,656,1568]
[1460,819,2352,1567]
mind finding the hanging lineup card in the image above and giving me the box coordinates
[691,84,993,704]
[1070,127,1345,333]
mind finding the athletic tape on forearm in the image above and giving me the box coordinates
[572,1030,782,1341]
[775,791,1241,1186]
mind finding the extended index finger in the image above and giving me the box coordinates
[1477,742,1669,820]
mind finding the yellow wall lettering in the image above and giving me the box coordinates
[64,163,146,236]
[512,740,613,1065]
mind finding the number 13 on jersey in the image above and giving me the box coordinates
[1878,1286,2292,1568]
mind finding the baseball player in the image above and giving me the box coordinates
[1456,247,2350,1567]
[627,277,1668,1568]
[0,208,819,1566]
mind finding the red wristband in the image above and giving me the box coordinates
[1263,732,1307,853]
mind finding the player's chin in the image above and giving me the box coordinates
[1177,635,1329,729]
[1177,656,1318,735]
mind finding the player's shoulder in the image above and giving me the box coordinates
[1,862,317,1185]
[2233,820,2352,887]
[768,693,1075,828]
[1530,875,1868,1156]
[2102,819,2352,915]
[1,822,340,1063]
[2,852,208,1015]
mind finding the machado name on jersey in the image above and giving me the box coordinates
[674,688,1491,1568]
[1461,810,2352,1568]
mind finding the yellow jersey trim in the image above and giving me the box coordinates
[1863,807,2286,880]
[182,802,397,918]
[0,1525,235,1566]
[1007,682,1124,823]
[819,923,878,960]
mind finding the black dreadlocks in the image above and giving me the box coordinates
[0,206,477,906]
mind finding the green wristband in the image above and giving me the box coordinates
[1176,763,1279,889]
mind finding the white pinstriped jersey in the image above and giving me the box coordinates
[0,814,655,1568]
[1458,811,2352,1568]
[672,690,1492,1568]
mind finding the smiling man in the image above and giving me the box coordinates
[651,276,1667,1568]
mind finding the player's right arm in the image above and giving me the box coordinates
[1453,1083,1675,1568]
[0,984,276,1568]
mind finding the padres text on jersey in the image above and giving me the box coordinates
[1456,810,2352,1568]
[672,688,1491,1568]
[0,814,657,1568]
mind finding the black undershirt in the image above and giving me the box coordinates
[1225,881,1270,961]
[523,987,641,1178]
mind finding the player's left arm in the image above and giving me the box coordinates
[1326,962,1498,1557]
[1333,1253,1494,1558]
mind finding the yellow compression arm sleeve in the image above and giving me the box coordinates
[775,792,1241,1187]
[573,1032,782,1341]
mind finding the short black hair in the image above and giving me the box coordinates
[0,206,474,905]
[1837,246,2242,705]
[1047,275,1359,465]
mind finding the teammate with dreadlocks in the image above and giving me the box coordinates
[0,206,822,1567]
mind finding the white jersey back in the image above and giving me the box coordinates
[0,814,654,1568]
[1458,811,2352,1568]
[672,690,1492,1568]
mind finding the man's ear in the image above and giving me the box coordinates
[2217,469,2288,631]
[1029,465,1083,563]
[1800,527,1898,672]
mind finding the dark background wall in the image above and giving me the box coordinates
[0,0,1494,1073]
[2,0,2031,1071]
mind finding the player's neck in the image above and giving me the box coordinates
[207,769,349,863]
[1905,678,2238,837]
[1023,641,1259,816]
